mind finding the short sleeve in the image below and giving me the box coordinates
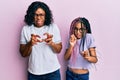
[86,34,96,48]
[20,26,27,44]
[65,36,70,49]
[52,24,62,43]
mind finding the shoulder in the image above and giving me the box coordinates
[86,33,94,39]
[49,23,59,30]
[22,25,32,31]
[49,23,58,28]
[85,33,95,42]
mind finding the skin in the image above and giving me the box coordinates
[64,22,98,74]
[34,8,45,27]
[20,8,62,57]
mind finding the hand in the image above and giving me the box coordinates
[44,33,53,45]
[69,34,77,47]
[81,50,91,61]
[30,34,43,46]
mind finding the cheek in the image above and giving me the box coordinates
[75,32,83,38]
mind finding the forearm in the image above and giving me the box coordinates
[50,42,62,53]
[87,48,98,63]
[20,42,32,57]
[64,45,73,60]
[87,56,98,63]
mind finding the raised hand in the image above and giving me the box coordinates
[43,33,53,45]
[81,50,92,61]
[69,34,77,47]
[30,34,43,46]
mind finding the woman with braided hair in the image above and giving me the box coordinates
[64,17,98,80]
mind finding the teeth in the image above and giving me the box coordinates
[38,21,42,23]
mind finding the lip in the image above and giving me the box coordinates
[76,34,82,38]
[37,20,43,24]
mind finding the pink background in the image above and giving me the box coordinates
[0,0,120,80]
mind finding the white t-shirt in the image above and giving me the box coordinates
[20,23,61,75]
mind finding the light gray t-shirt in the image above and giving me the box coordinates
[20,23,61,75]
[66,34,96,69]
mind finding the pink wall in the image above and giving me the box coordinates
[0,0,120,80]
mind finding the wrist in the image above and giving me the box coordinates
[69,45,74,48]
[50,42,55,47]
[27,41,33,47]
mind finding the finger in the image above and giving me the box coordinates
[31,39,37,45]
[45,38,52,43]
[31,34,36,37]
[71,34,77,41]
[84,56,89,60]
[43,33,49,38]
[81,51,85,56]
[35,35,40,38]
[73,34,77,40]
[70,34,74,39]
[37,39,43,42]
[46,40,53,45]
[84,50,89,55]
[49,34,53,38]
[36,37,43,42]
[70,35,74,41]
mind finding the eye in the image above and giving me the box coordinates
[74,27,86,32]
[34,13,45,17]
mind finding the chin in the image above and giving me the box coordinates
[76,36,81,39]
[77,37,81,39]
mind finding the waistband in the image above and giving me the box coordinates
[66,68,89,77]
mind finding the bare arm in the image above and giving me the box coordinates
[64,45,74,60]
[44,33,62,53]
[64,34,77,60]
[19,34,41,57]
[81,48,98,63]
[50,42,62,53]
[19,42,32,57]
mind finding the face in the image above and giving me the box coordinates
[74,22,86,39]
[34,8,45,27]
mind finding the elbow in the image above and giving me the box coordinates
[55,44,62,53]
[95,58,98,63]
[19,50,28,57]
[64,55,69,61]
[64,57,68,61]
[20,52,27,57]
[54,48,62,53]
[21,53,27,57]
[92,58,98,63]
[57,47,62,53]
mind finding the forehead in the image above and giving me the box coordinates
[75,22,82,28]
[35,8,45,14]
[75,22,85,28]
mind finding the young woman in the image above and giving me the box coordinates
[64,17,98,80]
[20,1,62,80]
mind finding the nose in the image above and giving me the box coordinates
[35,14,45,19]
[77,29,82,33]
[37,16,41,20]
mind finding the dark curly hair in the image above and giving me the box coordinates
[24,1,53,26]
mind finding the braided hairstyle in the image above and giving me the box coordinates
[69,17,92,51]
